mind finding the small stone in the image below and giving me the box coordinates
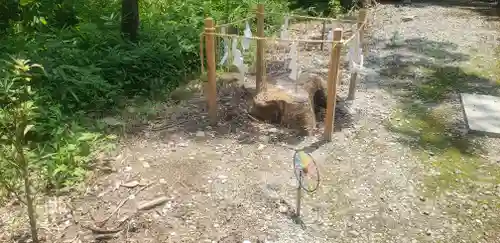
[196,131,205,137]
[402,16,415,22]
[258,144,266,150]
[419,196,426,202]
[425,229,431,236]
[268,128,278,133]
[121,180,140,188]
[348,230,360,237]
[143,162,150,168]
[278,205,288,214]
[124,166,132,172]
[159,179,167,184]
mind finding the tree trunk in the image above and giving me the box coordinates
[121,0,139,42]
[24,168,39,243]
[16,135,39,243]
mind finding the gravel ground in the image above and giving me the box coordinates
[2,1,500,243]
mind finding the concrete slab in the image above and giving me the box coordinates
[461,93,500,135]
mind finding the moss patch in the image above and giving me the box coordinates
[388,104,500,241]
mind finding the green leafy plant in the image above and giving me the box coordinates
[329,0,344,17]
[0,57,45,243]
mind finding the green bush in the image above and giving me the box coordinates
[0,0,289,194]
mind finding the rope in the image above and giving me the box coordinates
[342,20,367,45]
[210,32,346,44]
[215,16,254,29]
[261,11,357,24]
[199,4,377,74]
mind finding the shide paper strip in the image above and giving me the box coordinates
[242,21,252,50]
[219,27,229,66]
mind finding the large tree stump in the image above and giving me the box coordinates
[236,73,339,135]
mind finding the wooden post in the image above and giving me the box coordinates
[204,18,217,125]
[256,3,266,91]
[320,21,326,50]
[347,8,367,101]
[323,28,343,141]
[358,8,367,56]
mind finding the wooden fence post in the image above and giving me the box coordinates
[323,28,343,141]
[204,18,217,125]
[347,8,367,101]
[359,8,367,55]
[256,3,266,92]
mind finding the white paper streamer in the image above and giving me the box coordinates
[347,30,364,73]
[233,48,244,67]
[326,30,333,49]
[219,27,229,65]
[280,17,290,41]
[242,21,252,50]
[232,43,247,81]
[327,30,333,41]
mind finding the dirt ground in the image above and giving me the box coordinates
[2,1,500,242]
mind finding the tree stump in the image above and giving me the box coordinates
[236,72,339,135]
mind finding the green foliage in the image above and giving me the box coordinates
[0,0,289,194]
[0,58,112,195]
[0,58,43,195]
[328,0,344,16]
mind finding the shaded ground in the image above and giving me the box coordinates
[2,1,500,243]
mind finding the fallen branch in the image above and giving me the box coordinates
[95,182,153,227]
[94,233,120,240]
[81,224,125,234]
[150,120,189,131]
[138,196,168,211]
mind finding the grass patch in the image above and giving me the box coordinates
[388,104,500,241]
[413,65,500,103]
[465,51,500,85]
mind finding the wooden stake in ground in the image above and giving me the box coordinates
[256,3,266,92]
[204,18,218,125]
[347,8,367,101]
[359,8,368,56]
[320,21,326,51]
[323,28,343,141]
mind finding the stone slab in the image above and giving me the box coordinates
[461,93,500,135]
